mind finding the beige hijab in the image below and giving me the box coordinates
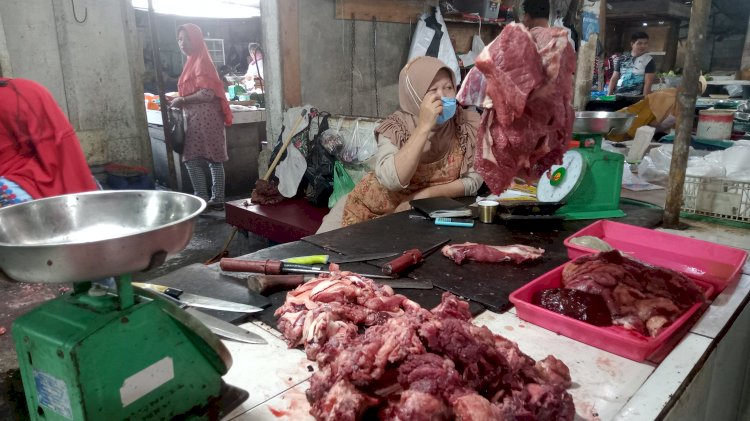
[375,56,479,176]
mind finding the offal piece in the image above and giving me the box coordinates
[568,235,614,252]
[441,242,545,265]
[561,250,705,337]
[533,288,613,326]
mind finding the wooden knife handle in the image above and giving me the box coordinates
[220,258,282,274]
[247,274,307,295]
[382,249,423,275]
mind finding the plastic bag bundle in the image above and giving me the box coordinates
[319,129,344,156]
[338,120,377,164]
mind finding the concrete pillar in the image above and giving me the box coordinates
[742,14,750,69]
[0,12,12,76]
[260,0,283,148]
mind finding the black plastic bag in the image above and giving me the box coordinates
[304,114,335,207]
[168,108,185,154]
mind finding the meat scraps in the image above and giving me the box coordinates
[277,275,575,421]
[533,288,613,326]
[441,242,545,265]
[456,23,576,194]
[560,250,705,336]
[274,271,422,362]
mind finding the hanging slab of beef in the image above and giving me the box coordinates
[457,23,576,194]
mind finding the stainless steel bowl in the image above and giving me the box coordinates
[0,190,205,283]
[573,111,636,135]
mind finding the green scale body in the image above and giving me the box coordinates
[13,278,227,420]
[554,133,626,220]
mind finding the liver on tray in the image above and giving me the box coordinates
[563,220,748,296]
[510,264,714,362]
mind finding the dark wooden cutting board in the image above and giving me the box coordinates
[304,203,663,312]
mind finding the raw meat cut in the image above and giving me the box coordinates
[533,288,613,326]
[456,23,576,194]
[274,271,422,362]
[561,250,705,336]
[441,242,545,265]
[278,280,575,421]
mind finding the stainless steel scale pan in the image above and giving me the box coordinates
[0,190,205,283]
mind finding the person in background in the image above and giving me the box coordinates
[0,77,97,207]
[608,32,656,97]
[521,0,550,29]
[316,56,482,232]
[171,23,233,211]
[244,42,264,93]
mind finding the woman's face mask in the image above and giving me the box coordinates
[436,97,457,125]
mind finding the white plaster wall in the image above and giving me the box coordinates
[0,0,151,168]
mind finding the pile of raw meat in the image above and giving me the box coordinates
[275,271,575,420]
[456,23,576,194]
[442,242,545,265]
[555,250,706,337]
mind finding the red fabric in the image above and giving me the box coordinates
[0,78,97,199]
[177,23,233,126]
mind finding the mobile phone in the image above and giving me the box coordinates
[434,217,475,227]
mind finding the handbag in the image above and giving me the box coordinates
[168,108,185,154]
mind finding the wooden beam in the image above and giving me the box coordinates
[279,0,301,107]
[335,0,437,24]
[607,0,691,20]
[663,0,712,228]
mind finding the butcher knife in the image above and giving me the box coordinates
[383,239,451,276]
[219,258,396,279]
[247,274,433,295]
[283,251,400,265]
[132,282,263,313]
[132,285,267,345]
[185,308,267,345]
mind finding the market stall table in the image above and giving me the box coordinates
[148,203,748,420]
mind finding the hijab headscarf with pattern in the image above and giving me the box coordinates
[375,56,479,176]
[177,23,232,126]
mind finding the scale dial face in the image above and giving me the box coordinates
[537,150,586,203]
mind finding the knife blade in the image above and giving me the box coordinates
[284,252,400,265]
[132,285,267,345]
[185,308,267,345]
[330,251,400,264]
[376,279,433,289]
[133,282,263,313]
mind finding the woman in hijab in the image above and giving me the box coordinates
[317,56,482,232]
[0,77,97,207]
[171,23,233,211]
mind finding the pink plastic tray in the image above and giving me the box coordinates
[564,220,747,296]
[509,264,714,362]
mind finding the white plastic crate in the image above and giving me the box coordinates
[682,176,750,222]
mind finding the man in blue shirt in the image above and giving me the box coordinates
[607,32,656,96]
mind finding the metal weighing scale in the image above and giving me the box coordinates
[537,111,635,220]
[0,191,235,420]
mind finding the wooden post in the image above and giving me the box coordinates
[147,0,178,190]
[572,0,601,111]
[663,0,712,228]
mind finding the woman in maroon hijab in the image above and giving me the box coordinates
[171,23,232,211]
